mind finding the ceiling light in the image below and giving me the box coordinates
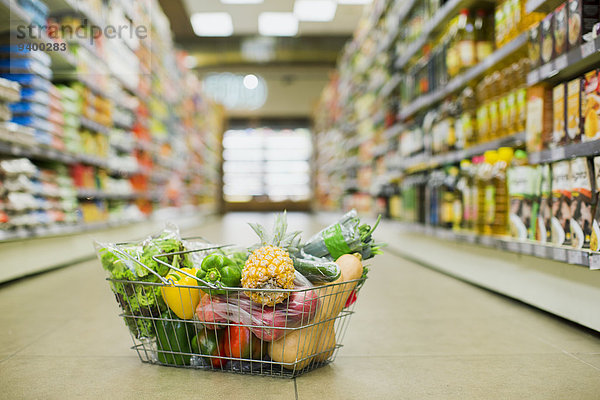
[243,74,259,90]
[258,12,298,36]
[190,13,233,37]
[294,0,337,22]
[337,0,371,4]
[221,0,262,3]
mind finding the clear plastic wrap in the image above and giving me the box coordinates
[195,276,320,342]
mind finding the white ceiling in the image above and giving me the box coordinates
[182,0,368,36]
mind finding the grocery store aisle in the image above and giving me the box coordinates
[1,213,600,399]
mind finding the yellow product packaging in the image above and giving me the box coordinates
[552,83,567,147]
[526,85,553,151]
[567,77,583,143]
[583,70,600,142]
[569,157,594,249]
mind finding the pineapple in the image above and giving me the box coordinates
[242,212,300,306]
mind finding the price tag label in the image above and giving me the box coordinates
[527,70,540,86]
[569,250,583,265]
[550,147,566,161]
[554,54,568,71]
[581,40,596,59]
[506,241,520,252]
[534,245,547,258]
[589,254,600,270]
[480,236,494,247]
[520,242,533,255]
[553,247,567,262]
[540,63,553,79]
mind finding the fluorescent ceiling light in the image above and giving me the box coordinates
[243,74,259,90]
[337,0,371,4]
[221,0,263,3]
[190,13,233,37]
[258,12,298,36]
[294,0,337,21]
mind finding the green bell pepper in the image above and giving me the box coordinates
[196,254,242,294]
[191,329,227,368]
[156,311,193,366]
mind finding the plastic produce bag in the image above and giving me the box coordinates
[196,272,319,342]
[302,209,382,260]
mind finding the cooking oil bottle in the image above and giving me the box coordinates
[489,147,515,235]
[476,152,496,234]
[458,160,473,231]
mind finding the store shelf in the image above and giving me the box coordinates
[76,189,138,200]
[399,132,526,171]
[378,73,401,98]
[383,123,404,140]
[529,139,600,164]
[390,220,599,269]
[399,33,527,120]
[80,117,110,135]
[527,37,600,87]
[394,0,464,69]
[0,140,113,168]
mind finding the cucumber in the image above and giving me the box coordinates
[292,257,341,283]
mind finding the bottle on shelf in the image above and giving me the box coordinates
[475,9,494,63]
[456,9,477,74]
[490,147,514,235]
[458,160,475,231]
[476,152,496,234]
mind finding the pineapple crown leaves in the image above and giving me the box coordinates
[248,211,302,255]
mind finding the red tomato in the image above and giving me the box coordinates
[224,323,264,360]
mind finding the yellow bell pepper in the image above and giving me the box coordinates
[161,269,201,320]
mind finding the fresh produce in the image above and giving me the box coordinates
[196,253,242,294]
[160,268,202,320]
[96,226,194,338]
[156,311,194,366]
[241,212,301,306]
[192,329,227,368]
[268,254,363,369]
[195,288,319,341]
[302,210,382,261]
[292,256,341,283]
[223,323,265,359]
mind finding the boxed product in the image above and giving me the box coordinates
[554,3,568,57]
[567,77,583,143]
[568,0,600,48]
[541,13,555,64]
[526,85,553,151]
[508,165,541,240]
[569,157,594,248]
[552,83,567,147]
[583,70,600,141]
[551,160,572,245]
[529,23,542,69]
[590,157,600,250]
[535,165,551,243]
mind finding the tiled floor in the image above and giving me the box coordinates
[1,213,599,399]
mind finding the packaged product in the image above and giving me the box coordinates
[552,83,567,147]
[508,154,541,240]
[536,164,553,243]
[554,3,568,57]
[583,70,600,141]
[567,77,583,143]
[529,22,542,68]
[569,157,594,248]
[590,157,600,250]
[568,0,583,48]
[541,13,555,64]
[526,85,553,151]
[551,160,572,245]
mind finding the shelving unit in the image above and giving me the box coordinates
[398,33,528,121]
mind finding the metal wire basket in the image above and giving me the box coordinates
[105,244,366,378]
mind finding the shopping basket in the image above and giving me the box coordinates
[104,243,366,378]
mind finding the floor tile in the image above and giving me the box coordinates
[0,355,296,400]
[296,354,600,400]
